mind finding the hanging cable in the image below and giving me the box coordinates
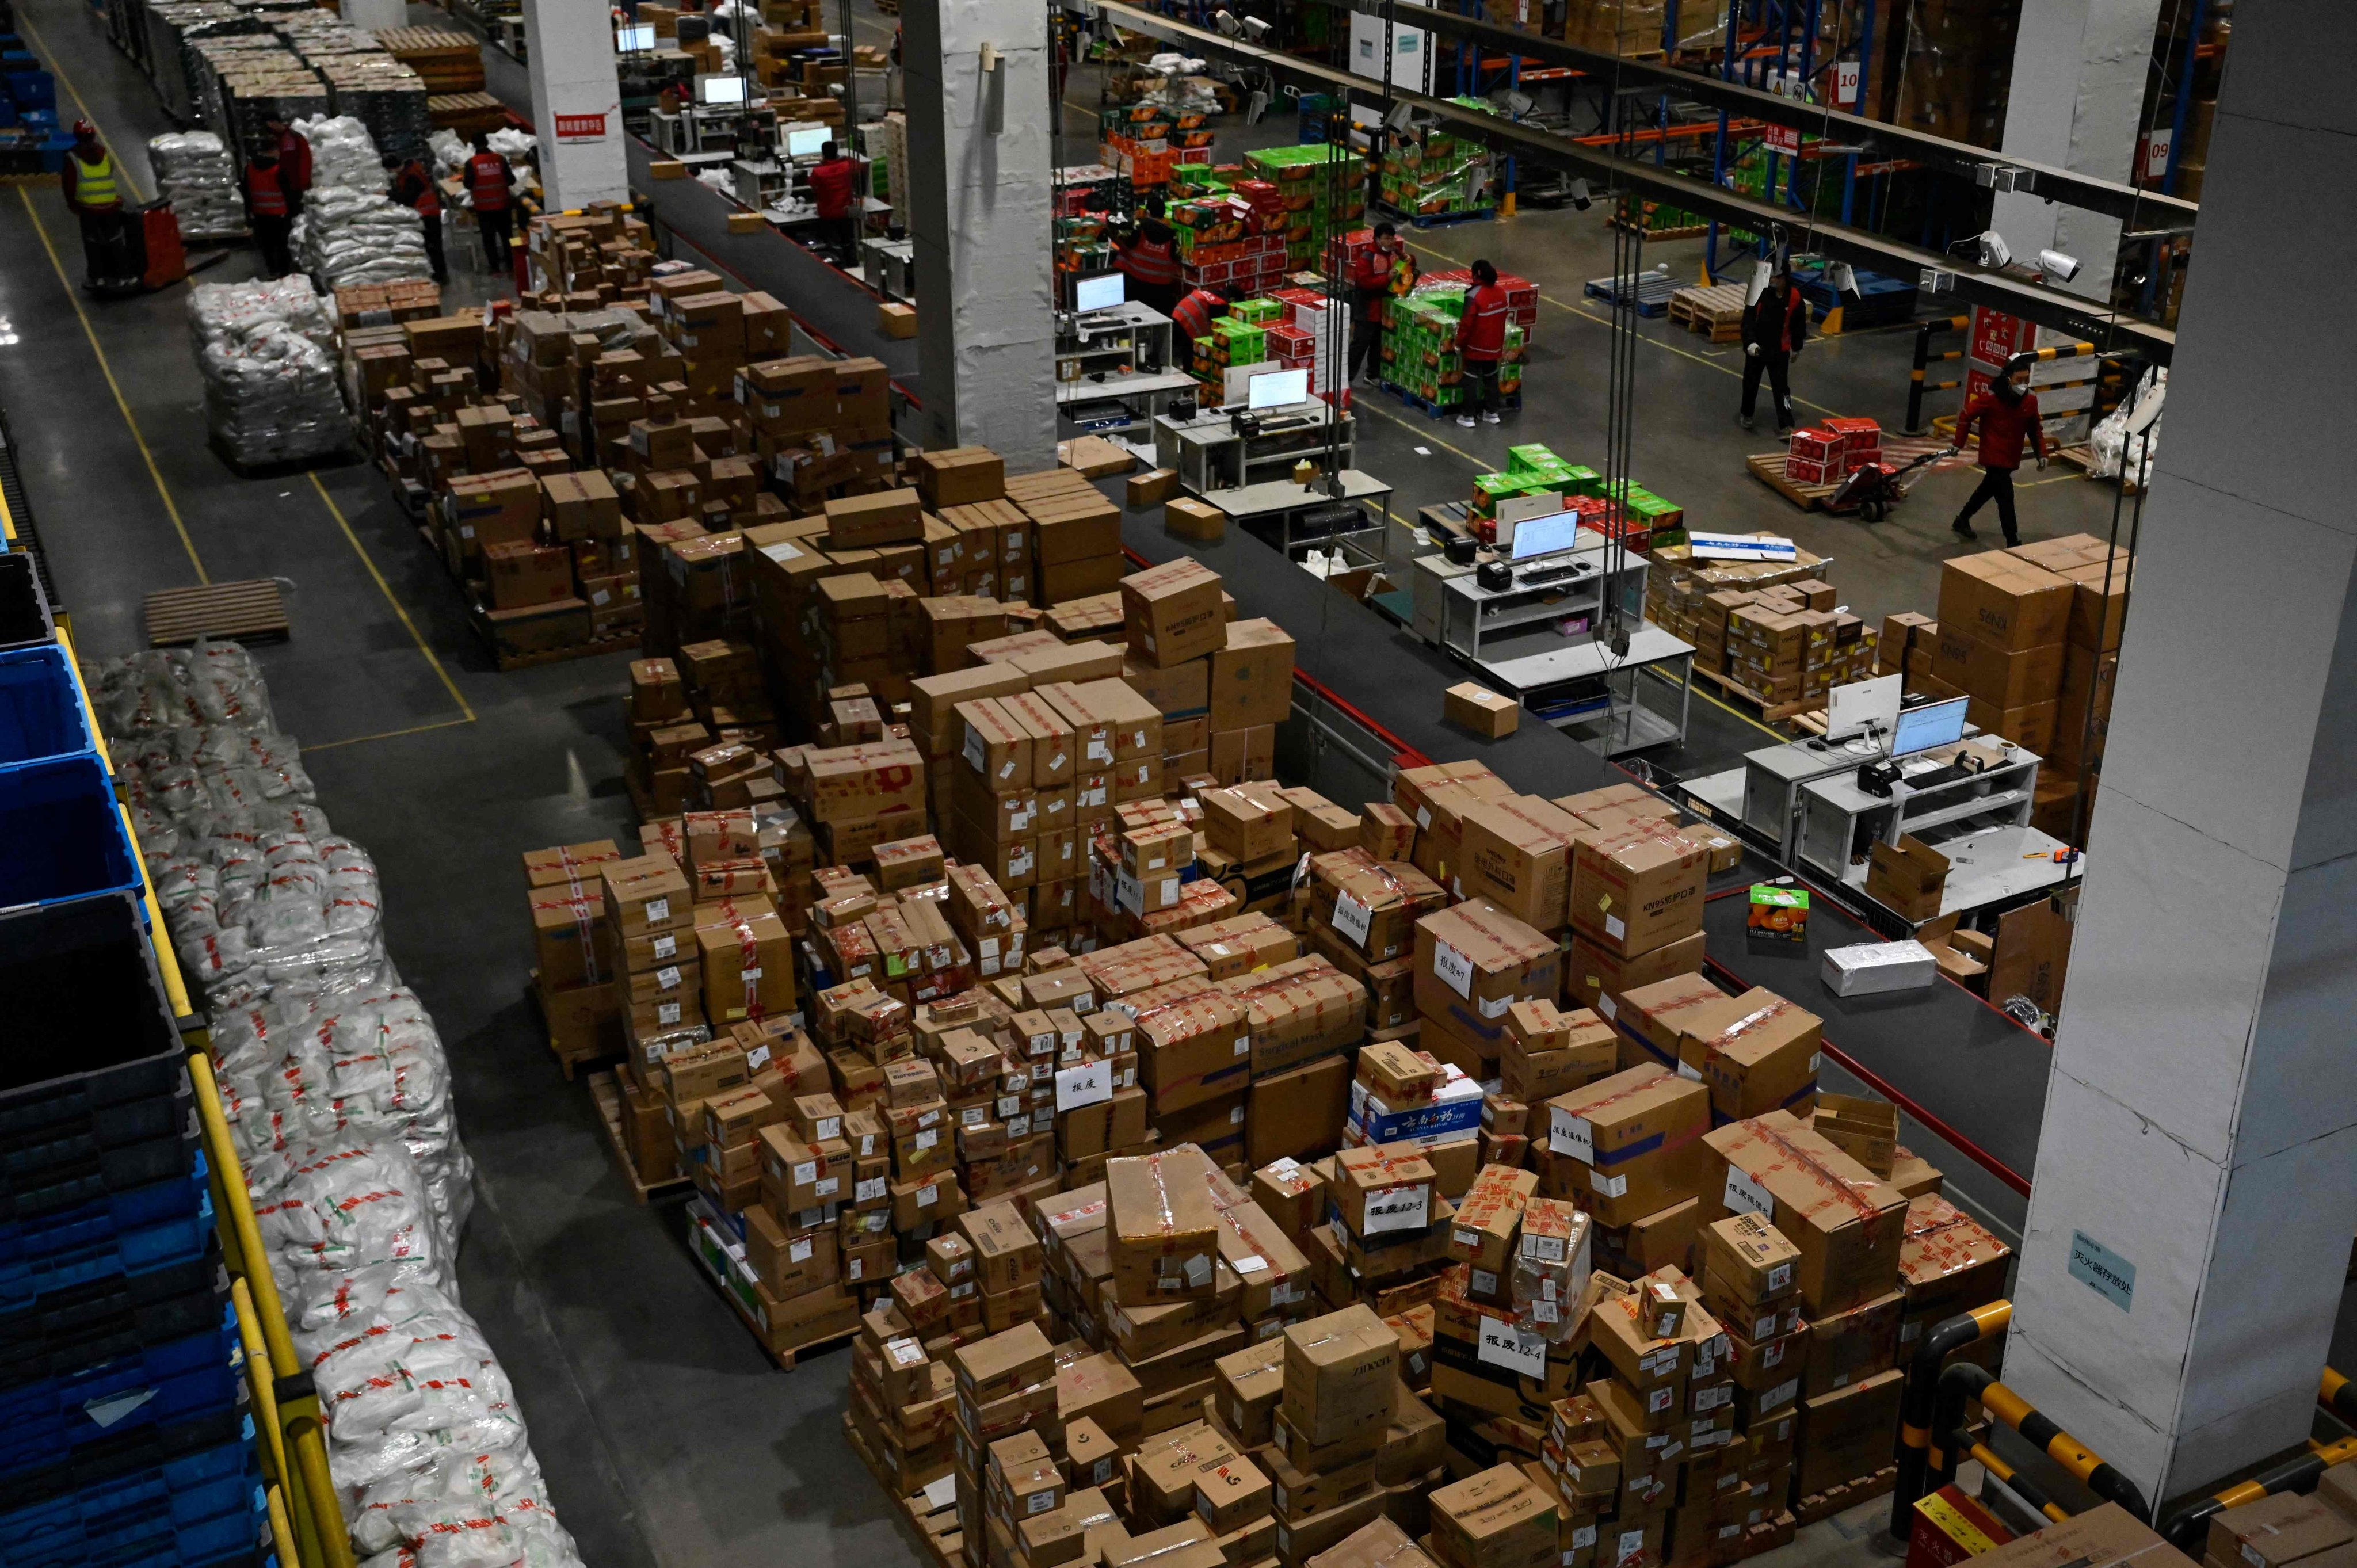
[1597,0,1638,660]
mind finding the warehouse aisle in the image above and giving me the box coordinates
[6,5,920,1565]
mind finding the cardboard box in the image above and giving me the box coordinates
[2209,1498,2356,1568]
[1413,898,1560,1060]
[1166,498,1227,541]
[1333,1144,1438,1239]
[1866,837,1948,923]
[1444,684,1520,739]
[1211,619,1296,730]
[1704,1111,1908,1314]
[1458,797,1581,933]
[1569,835,1708,960]
[1974,1507,2199,1568]
[1677,987,1821,1123]
[1108,1147,1225,1299]
[1936,554,2073,653]
[1281,1304,1399,1445]
[1543,1064,1710,1227]
[1124,559,1226,667]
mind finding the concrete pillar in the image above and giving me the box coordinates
[2002,2,2357,1507]
[521,0,629,212]
[1989,0,2162,300]
[344,0,407,33]
[902,0,1057,469]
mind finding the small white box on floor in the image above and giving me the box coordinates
[1822,940,1939,997]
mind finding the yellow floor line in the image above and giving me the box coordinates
[307,474,478,723]
[18,187,207,582]
[301,715,474,752]
[1401,233,1844,417]
[13,11,152,203]
[1647,665,1788,743]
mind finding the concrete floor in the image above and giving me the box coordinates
[0,3,2242,1563]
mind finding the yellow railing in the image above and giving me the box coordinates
[56,627,355,1568]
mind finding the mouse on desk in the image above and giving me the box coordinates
[1805,738,1828,751]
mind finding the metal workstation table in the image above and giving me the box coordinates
[1152,402,1356,497]
[1482,625,1696,754]
[1796,738,2074,920]
[1208,471,1393,563]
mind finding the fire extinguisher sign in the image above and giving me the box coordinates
[554,111,609,141]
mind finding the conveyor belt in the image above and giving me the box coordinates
[1112,484,2050,1228]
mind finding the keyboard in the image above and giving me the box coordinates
[1515,559,1592,586]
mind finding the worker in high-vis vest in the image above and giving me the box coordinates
[60,120,135,291]
[464,131,518,283]
[242,142,295,278]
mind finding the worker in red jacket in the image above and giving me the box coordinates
[465,132,518,281]
[384,152,445,285]
[1114,199,1181,316]
[808,140,859,263]
[1452,258,1510,428]
[1951,353,2048,545]
[1170,283,1228,375]
[243,142,295,278]
[1739,260,1808,434]
[261,116,312,215]
[1347,222,1406,386]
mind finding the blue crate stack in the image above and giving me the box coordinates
[0,539,265,1565]
[0,32,68,174]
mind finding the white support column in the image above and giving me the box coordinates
[343,0,407,35]
[902,0,1057,469]
[1989,0,2162,299]
[2003,1,2357,1508]
[522,0,628,212]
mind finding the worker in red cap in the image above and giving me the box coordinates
[60,119,132,291]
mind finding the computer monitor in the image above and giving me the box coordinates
[1509,510,1585,562]
[785,125,829,158]
[1245,367,1310,411]
[1824,674,1901,745]
[696,74,748,106]
[1071,271,1125,314]
[1891,696,1969,757]
[615,22,654,52]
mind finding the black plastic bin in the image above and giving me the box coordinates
[0,556,51,654]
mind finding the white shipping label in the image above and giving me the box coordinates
[652,934,677,959]
[856,1177,887,1201]
[1360,1185,1431,1234]
[915,1129,939,1151]
[1056,1058,1113,1112]
[1029,1491,1056,1516]
[1573,1527,1597,1551]
[1597,993,1619,1020]
[1549,1108,1595,1163]
[1432,940,1475,998]
[1604,913,1627,940]
[1677,1062,1703,1082]
[745,1043,773,1072]
[1766,1261,1792,1292]
[1762,1377,1798,1409]
[1616,1531,1647,1567]
[657,1002,681,1025]
[1645,1386,1673,1414]
[1455,1228,1481,1250]
[1723,1165,1775,1219]
[1478,994,1511,1018]
[792,1161,817,1184]
[916,1182,938,1207]
[790,1239,813,1264]
[1471,1268,1498,1298]
[1695,1384,1732,1410]
[645,897,671,924]
[960,1106,987,1127]
[1332,891,1374,947]
[1477,1315,1547,1379]
[815,1116,840,1140]
[1589,1170,1628,1198]
[1416,805,1432,830]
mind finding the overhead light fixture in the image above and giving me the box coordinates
[2037,247,2081,282]
[1569,177,1592,211]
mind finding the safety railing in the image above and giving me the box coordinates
[2154,1374,2357,1547]
[1904,315,1971,434]
[1890,1301,2149,1541]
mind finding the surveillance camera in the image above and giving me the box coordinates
[1973,230,2011,269]
[2037,247,2081,283]
[1826,261,1859,296]
[1212,9,1239,35]
[1238,13,1270,39]
[1569,177,1592,211]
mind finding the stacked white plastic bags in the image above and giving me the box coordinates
[291,114,432,289]
[150,130,245,241]
[89,641,587,1568]
[188,274,349,466]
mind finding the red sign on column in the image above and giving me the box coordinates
[1965,305,2032,403]
[554,111,609,141]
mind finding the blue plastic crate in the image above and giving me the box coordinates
[0,894,186,1163]
[0,645,91,772]
[1,1425,262,1568]
[0,1406,248,1518]
[0,1149,206,1241]
[0,1177,213,1311]
[0,1257,227,1392]
[0,1113,200,1220]
[0,754,141,911]
[5,74,54,115]
[0,1303,240,1477]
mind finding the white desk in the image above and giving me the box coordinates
[1482,624,1696,756]
[1204,471,1394,562]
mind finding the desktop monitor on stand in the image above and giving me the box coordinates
[1508,510,1584,562]
[1891,695,1969,757]
[1824,674,1901,752]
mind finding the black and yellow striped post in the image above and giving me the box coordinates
[2157,1433,2357,1548]
[1934,1364,2151,1519]
[2320,1368,2357,1429]
[1890,1300,2012,1542]
[1905,314,1970,436]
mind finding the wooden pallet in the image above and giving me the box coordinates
[1792,1466,1897,1526]
[429,90,510,137]
[2053,443,2142,493]
[588,1070,691,1203]
[1692,661,1819,725]
[377,26,488,93]
[1668,283,1748,341]
[144,579,291,647]
[845,1414,966,1568]
[1745,451,1841,510]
